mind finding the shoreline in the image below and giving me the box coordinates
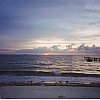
[1,81,100,87]
[1,70,100,87]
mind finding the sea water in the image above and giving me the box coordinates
[0,54,100,83]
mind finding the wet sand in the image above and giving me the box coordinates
[1,81,100,87]
[0,86,100,99]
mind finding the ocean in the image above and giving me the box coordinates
[0,54,100,83]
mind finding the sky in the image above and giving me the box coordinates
[0,0,100,54]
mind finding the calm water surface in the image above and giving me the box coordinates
[0,55,100,74]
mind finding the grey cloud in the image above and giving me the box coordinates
[76,44,100,55]
[0,44,100,55]
[85,9,100,14]
[0,49,15,54]
[15,45,64,54]
[16,47,51,53]
[51,45,61,50]
[66,43,75,50]
[89,20,100,26]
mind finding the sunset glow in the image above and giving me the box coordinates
[42,53,54,56]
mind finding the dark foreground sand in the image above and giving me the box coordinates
[0,86,100,99]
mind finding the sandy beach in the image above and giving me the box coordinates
[0,86,100,99]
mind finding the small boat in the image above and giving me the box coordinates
[84,56,100,62]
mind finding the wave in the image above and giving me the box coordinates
[0,71,100,77]
[35,63,53,66]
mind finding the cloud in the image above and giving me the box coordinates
[51,45,61,50]
[1,0,100,50]
[72,26,100,37]
[75,44,100,55]
[15,45,64,54]
[66,43,75,51]
[0,49,15,54]
[0,44,100,55]
[16,47,51,53]
[89,20,100,26]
